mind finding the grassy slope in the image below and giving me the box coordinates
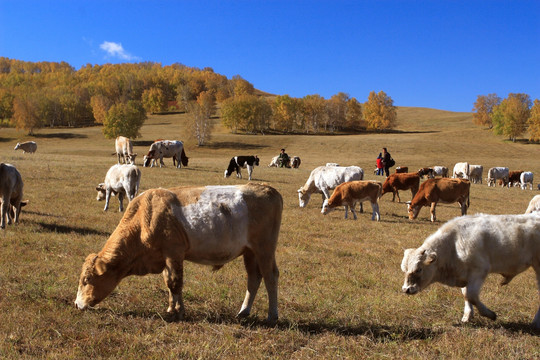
[0,107,539,359]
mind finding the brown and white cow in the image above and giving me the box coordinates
[395,166,408,174]
[381,173,420,203]
[14,141,37,154]
[453,162,469,179]
[143,140,189,169]
[432,166,449,178]
[0,163,26,229]
[76,183,282,324]
[321,180,382,221]
[417,167,435,179]
[401,212,540,328]
[115,136,137,165]
[406,178,470,222]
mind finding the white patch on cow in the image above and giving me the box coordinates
[172,186,249,265]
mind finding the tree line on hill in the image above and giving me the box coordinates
[0,58,397,145]
[472,93,540,142]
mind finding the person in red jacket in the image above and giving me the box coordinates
[376,153,384,176]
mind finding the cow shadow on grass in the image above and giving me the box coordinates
[33,221,110,237]
[459,320,540,336]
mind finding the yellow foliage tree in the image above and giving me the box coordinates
[472,94,500,129]
[363,91,397,130]
[528,99,540,142]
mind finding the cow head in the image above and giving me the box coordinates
[401,248,438,295]
[297,189,311,208]
[406,201,420,220]
[321,199,332,215]
[128,153,137,165]
[96,183,106,201]
[13,143,20,150]
[254,156,260,166]
[75,253,120,310]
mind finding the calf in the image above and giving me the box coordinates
[401,212,540,328]
[407,178,470,222]
[224,156,259,180]
[96,164,141,212]
[76,183,282,324]
[321,181,382,221]
[14,141,37,154]
[381,173,420,203]
[525,195,540,214]
[520,171,533,190]
[0,163,25,229]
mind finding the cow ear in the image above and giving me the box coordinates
[401,248,414,272]
[94,257,108,276]
[424,251,437,265]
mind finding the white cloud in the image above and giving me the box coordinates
[99,41,139,61]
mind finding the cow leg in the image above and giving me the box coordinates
[461,275,496,322]
[258,256,279,325]
[160,156,165,168]
[532,264,540,329]
[460,199,468,215]
[430,202,437,222]
[247,165,253,180]
[344,205,351,219]
[118,192,125,212]
[104,189,111,211]
[0,196,8,229]
[117,153,122,164]
[238,248,263,319]
[371,202,380,221]
[162,258,185,320]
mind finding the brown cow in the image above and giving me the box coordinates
[407,178,470,222]
[75,183,283,324]
[321,180,382,220]
[381,173,420,202]
[395,166,408,173]
[501,170,523,187]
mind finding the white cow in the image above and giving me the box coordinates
[0,163,25,229]
[487,167,509,187]
[268,156,279,167]
[115,136,137,165]
[525,195,540,214]
[298,165,364,210]
[432,166,448,178]
[520,171,534,190]
[96,164,141,212]
[14,141,37,154]
[143,140,188,169]
[452,162,469,179]
[468,165,483,184]
[401,212,540,328]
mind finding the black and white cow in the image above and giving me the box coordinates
[224,156,260,181]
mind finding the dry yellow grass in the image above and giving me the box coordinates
[0,107,539,359]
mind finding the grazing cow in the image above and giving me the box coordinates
[395,166,409,174]
[417,167,434,179]
[468,165,483,184]
[290,156,301,169]
[115,136,137,165]
[487,167,509,187]
[0,163,26,229]
[76,183,282,324]
[381,173,420,203]
[143,140,189,169]
[503,170,524,187]
[407,178,470,222]
[401,212,540,328]
[322,181,382,221]
[96,164,141,212]
[432,166,449,178]
[520,171,534,190]
[268,156,279,167]
[224,156,260,180]
[13,141,37,154]
[297,166,364,210]
[525,195,540,214]
[326,163,339,167]
[452,162,469,179]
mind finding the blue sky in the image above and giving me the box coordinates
[1,1,538,112]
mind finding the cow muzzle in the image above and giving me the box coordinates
[402,285,418,295]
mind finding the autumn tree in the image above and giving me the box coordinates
[272,95,300,132]
[346,97,363,129]
[492,93,532,142]
[102,100,147,139]
[90,95,112,124]
[363,91,397,130]
[301,94,327,133]
[221,95,271,134]
[12,90,42,135]
[472,94,500,129]
[0,89,14,121]
[142,87,167,114]
[185,91,216,146]
[527,99,540,142]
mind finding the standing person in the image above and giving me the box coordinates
[376,153,384,176]
[278,148,290,168]
[382,147,394,177]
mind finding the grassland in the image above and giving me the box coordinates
[0,107,539,359]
